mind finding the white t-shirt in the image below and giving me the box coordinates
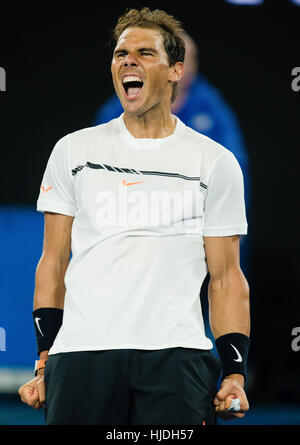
[36,114,247,354]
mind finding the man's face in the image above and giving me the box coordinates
[111,26,175,115]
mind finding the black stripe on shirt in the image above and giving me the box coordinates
[72,161,207,189]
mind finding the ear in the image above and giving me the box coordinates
[168,62,184,83]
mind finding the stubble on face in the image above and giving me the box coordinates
[111,26,172,116]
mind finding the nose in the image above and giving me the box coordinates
[123,52,139,67]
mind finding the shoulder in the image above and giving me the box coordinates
[181,123,241,186]
[70,118,118,141]
[49,119,119,164]
[56,118,119,152]
[183,122,233,162]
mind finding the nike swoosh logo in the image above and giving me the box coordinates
[35,317,44,337]
[230,344,242,362]
[121,180,145,186]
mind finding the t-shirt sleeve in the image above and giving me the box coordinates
[36,134,76,216]
[202,151,247,236]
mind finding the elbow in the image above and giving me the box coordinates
[208,268,249,299]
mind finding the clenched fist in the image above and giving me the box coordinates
[18,369,45,410]
[214,374,249,420]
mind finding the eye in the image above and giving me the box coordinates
[114,51,127,58]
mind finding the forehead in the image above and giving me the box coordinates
[115,26,165,51]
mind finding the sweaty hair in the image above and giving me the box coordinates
[111,7,186,102]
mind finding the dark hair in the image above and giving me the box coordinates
[111,7,185,102]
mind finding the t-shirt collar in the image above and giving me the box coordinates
[118,113,185,146]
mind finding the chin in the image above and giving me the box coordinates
[121,100,146,116]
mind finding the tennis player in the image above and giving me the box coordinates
[18,7,250,425]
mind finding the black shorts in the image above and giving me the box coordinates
[44,347,221,425]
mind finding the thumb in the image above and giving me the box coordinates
[215,384,237,405]
[215,394,239,412]
[215,387,227,403]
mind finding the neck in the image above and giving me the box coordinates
[123,108,176,139]
[171,86,189,114]
[171,75,196,114]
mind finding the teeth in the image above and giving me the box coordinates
[123,76,142,84]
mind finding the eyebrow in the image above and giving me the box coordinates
[114,47,158,55]
[138,47,158,54]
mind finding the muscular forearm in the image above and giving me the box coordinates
[33,254,68,310]
[208,268,250,339]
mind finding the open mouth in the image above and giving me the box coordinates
[122,76,144,100]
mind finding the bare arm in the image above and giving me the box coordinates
[19,212,74,408]
[204,235,250,419]
[204,235,250,340]
[34,212,74,359]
